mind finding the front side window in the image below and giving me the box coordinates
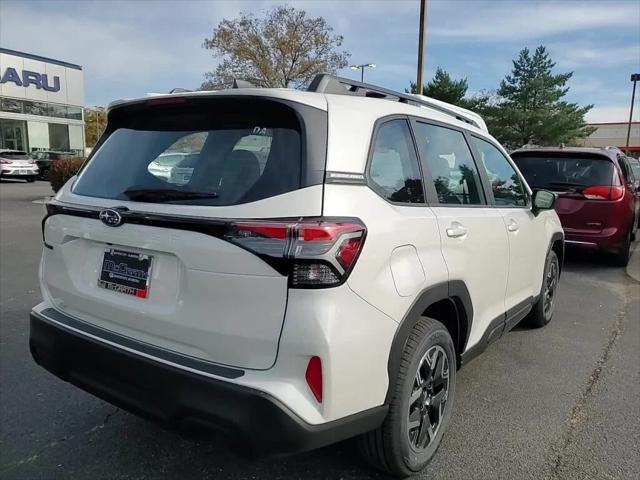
[368,119,424,204]
[413,122,484,205]
[472,137,527,207]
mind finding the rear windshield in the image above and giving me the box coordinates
[0,151,30,160]
[512,154,615,190]
[73,98,316,206]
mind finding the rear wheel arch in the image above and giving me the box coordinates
[385,281,472,404]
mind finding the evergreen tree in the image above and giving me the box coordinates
[408,68,468,104]
[491,46,594,148]
[407,68,491,112]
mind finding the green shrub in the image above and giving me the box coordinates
[48,158,85,193]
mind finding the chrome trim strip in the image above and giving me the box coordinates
[565,240,599,247]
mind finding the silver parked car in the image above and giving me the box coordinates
[0,150,39,182]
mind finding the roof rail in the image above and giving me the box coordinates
[307,74,487,131]
[169,87,192,94]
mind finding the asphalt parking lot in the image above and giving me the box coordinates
[1,180,638,480]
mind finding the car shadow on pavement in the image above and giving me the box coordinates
[92,412,388,480]
[562,245,631,272]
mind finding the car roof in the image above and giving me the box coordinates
[108,87,490,138]
[0,149,28,155]
[511,146,618,160]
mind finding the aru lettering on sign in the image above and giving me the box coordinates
[0,67,61,92]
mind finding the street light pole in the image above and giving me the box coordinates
[626,73,639,152]
[416,0,427,95]
[350,63,376,83]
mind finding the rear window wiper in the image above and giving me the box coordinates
[123,188,219,202]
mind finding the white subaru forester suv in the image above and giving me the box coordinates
[30,75,564,476]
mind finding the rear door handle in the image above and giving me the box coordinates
[446,223,467,238]
[507,219,519,232]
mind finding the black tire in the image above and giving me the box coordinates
[611,229,632,267]
[26,177,36,183]
[358,317,456,477]
[527,250,559,328]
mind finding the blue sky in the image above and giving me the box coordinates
[1,0,638,122]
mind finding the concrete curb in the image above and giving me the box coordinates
[626,241,640,283]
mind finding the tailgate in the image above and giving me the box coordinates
[42,212,290,369]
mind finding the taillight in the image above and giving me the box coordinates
[582,186,624,200]
[225,218,366,288]
[0,159,12,164]
[305,356,323,403]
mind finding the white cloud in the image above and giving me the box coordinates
[586,105,639,123]
[0,2,212,83]
[429,1,640,42]
[554,44,640,69]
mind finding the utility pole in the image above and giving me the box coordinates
[416,0,427,95]
[626,73,639,152]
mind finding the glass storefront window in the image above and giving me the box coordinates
[23,101,49,116]
[1,97,83,120]
[67,106,83,120]
[48,104,68,119]
[49,123,70,151]
[1,98,23,114]
[0,119,28,150]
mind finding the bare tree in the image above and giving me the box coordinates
[201,6,350,89]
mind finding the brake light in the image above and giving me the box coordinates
[0,159,12,164]
[226,218,366,288]
[582,186,624,200]
[146,97,187,106]
[305,356,323,402]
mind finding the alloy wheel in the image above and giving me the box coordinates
[543,260,558,318]
[407,345,450,451]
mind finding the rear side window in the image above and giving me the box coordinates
[413,122,484,205]
[368,119,424,204]
[472,137,527,207]
[512,154,615,191]
[628,157,640,183]
[73,99,311,206]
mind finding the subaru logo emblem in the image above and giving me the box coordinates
[99,209,123,227]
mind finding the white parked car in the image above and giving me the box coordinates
[147,152,189,180]
[30,75,564,476]
[0,149,39,182]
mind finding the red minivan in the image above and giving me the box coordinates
[512,146,639,266]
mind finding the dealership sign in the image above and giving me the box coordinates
[0,67,60,92]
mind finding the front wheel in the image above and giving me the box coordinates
[358,317,456,477]
[527,250,559,328]
[26,177,36,183]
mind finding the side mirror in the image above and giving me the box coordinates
[532,189,556,215]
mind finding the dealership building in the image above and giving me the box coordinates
[578,121,640,157]
[0,48,85,155]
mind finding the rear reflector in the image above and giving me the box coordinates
[582,186,624,200]
[226,218,366,288]
[305,356,323,403]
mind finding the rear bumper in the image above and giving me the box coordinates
[563,226,628,252]
[1,171,38,178]
[29,310,386,455]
